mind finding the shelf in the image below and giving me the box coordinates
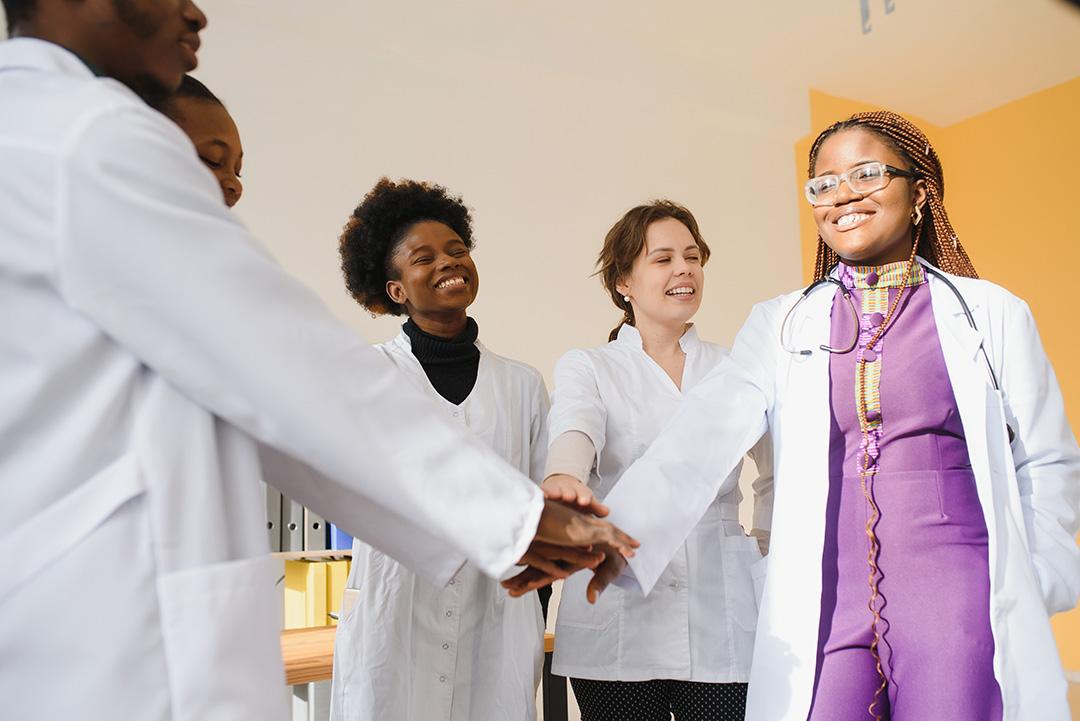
[272,549,353,561]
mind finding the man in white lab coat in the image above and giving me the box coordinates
[0,2,630,719]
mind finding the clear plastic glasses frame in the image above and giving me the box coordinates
[804,162,918,207]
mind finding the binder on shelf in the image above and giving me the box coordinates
[303,507,327,551]
[325,560,349,626]
[328,524,353,551]
[283,560,328,629]
[281,495,304,552]
[264,482,282,552]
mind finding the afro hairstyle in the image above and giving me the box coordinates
[339,177,474,316]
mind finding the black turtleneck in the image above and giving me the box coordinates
[403,317,480,405]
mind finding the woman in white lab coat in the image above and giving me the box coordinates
[329,178,554,721]
[542,200,772,720]
[581,112,1080,721]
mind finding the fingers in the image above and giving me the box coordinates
[542,475,608,516]
[535,500,638,556]
[570,515,639,559]
[516,550,572,580]
[585,550,626,604]
[501,567,556,597]
[527,541,605,569]
[516,544,605,580]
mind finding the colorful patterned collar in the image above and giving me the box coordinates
[837,260,926,291]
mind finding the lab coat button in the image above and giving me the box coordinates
[442,643,450,650]
[439,675,447,683]
[869,312,885,326]
[866,271,879,286]
[445,610,453,617]
[863,349,878,363]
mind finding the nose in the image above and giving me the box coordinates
[832,176,863,205]
[437,252,461,270]
[221,173,242,208]
[185,1,209,32]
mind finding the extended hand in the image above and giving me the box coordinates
[503,543,628,601]
[516,541,605,582]
[542,473,609,517]
[533,499,637,558]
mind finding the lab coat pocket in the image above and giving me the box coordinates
[0,453,145,605]
[156,554,287,721]
[750,555,768,609]
[721,535,762,633]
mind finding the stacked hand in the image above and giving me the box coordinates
[503,475,638,603]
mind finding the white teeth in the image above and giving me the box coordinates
[666,287,694,296]
[837,213,869,228]
[436,277,465,289]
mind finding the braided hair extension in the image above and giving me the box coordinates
[807,110,977,281]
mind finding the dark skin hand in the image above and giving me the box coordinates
[504,500,638,597]
[504,542,627,603]
[532,499,637,557]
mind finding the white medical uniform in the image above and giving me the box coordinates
[550,324,773,683]
[0,39,542,721]
[331,331,548,721]
[604,260,1080,720]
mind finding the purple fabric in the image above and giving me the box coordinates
[807,280,1003,721]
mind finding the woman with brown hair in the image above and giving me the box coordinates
[567,111,1080,720]
[541,200,772,721]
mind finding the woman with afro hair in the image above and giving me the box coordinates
[329,178,550,721]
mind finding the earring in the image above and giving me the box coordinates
[912,204,923,226]
[623,295,630,303]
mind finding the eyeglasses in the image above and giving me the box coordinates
[804,162,918,207]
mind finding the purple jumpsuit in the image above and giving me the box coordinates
[806,262,1003,721]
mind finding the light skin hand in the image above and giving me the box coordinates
[542,473,610,517]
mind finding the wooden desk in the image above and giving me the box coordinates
[281,629,566,720]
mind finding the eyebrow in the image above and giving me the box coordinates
[647,245,700,256]
[815,158,881,176]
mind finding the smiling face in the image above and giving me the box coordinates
[617,217,704,330]
[812,128,927,266]
[385,220,479,319]
[88,0,208,99]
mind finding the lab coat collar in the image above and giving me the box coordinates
[0,37,97,78]
[615,322,701,353]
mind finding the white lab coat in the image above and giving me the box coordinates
[604,259,1080,721]
[549,324,773,682]
[0,39,543,721]
[331,331,548,721]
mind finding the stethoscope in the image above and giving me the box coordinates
[779,264,1015,442]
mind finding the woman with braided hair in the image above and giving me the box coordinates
[521,110,1080,721]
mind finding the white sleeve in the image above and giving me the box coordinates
[548,349,607,458]
[257,445,465,585]
[54,102,542,580]
[603,301,779,594]
[528,373,551,485]
[748,430,775,535]
[1003,299,1080,614]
